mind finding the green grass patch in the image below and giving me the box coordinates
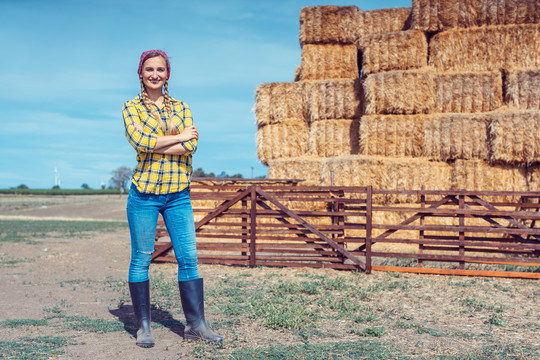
[206,273,418,332]
[485,313,506,327]
[60,315,125,333]
[372,257,539,273]
[0,319,49,328]
[193,340,398,360]
[0,335,75,360]
[4,313,128,334]
[150,272,181,311]
[0,254,33,267]
[0,220,127,243]
[457,343,540,360]
[350,326,386,337]
[448,278,478,287]
[0,188,120,195]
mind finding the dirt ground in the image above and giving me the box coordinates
[0,194,538,360]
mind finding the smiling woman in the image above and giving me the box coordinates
[122,50,223,348]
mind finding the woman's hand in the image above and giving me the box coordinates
[177,125,199,142]
[133,123,144,132]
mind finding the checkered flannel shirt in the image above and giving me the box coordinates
[123,95,197,194]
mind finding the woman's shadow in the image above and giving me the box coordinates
[109,305,185,338]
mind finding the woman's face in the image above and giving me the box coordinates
[141,56,168,92]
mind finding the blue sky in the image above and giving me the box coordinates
[0,0,410,189]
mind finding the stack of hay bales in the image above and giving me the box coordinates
[255,1,540,200]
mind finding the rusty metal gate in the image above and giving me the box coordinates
[152,179,539,279]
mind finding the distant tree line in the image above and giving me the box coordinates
[192,168,243,179]
[108,166,246,190]
[11,166,254,191]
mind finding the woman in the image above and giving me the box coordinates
[122,49,223,348]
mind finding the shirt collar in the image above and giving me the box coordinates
[135,94,180,105]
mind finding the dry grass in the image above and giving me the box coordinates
[297,44,359,80]
[528,163,540,189]
[488,110,540,164]
[504,68,540,110]
[265,154,533,204]
[267,157,325,186]
[412,0,540,32]
[363,68,436,115]
[429,24,540,71]
[322,155,453,203]
[359,114,424,158]
[257,120,309,165]
[299,5,360,45]
[452,159,530,201]
[254,82,309,127]
[359,113,496,161]
[435,71,503,113]
[306,79,363,122]
[357,7,412,47]
[363,69,502,115]
[361,30,428,76]
[423,112,490,161]
[308,119,360,157]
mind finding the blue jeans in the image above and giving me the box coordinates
[127,184,199,282]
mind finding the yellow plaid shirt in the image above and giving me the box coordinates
[123,95,197,194]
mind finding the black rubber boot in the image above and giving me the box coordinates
[128,280,155,348]
[178,278,223,343]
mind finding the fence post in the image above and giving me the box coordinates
[241,199,248,257]
[249,185,257,266]
[458,194,465,270]
[365,186,373,273]
[418,186,425,268]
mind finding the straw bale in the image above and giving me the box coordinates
[254,82,309,127]
[297,44,359,80]
[434,71,503,113]
[257,120,309,166]
[363,69,435,115]
[504,68,540,110]
[528,164,540,190]
[299,5,360,46]
[359,114,424,157]
[451,159,529,193]
[364,69,503,114]
[357,7,412,47]
[322,155,453,203]
[307,79,363,122]
[411,0,540,32]
[361,30,428,75]
[488,110,540,164]
[429,24,540,72]
[267,157,324,186]
[422,112,490,161]
[308,119,359,157]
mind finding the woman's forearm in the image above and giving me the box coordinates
[154,135,182,152]
[131,123,198,153]
[153,142,190,155]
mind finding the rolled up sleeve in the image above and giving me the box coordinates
[123,103,157,152]
[180,103,197,155]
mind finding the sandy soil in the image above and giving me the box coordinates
[0,194,128,222]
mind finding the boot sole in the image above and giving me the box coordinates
[136,342,155,348]
[184,334,223,343]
